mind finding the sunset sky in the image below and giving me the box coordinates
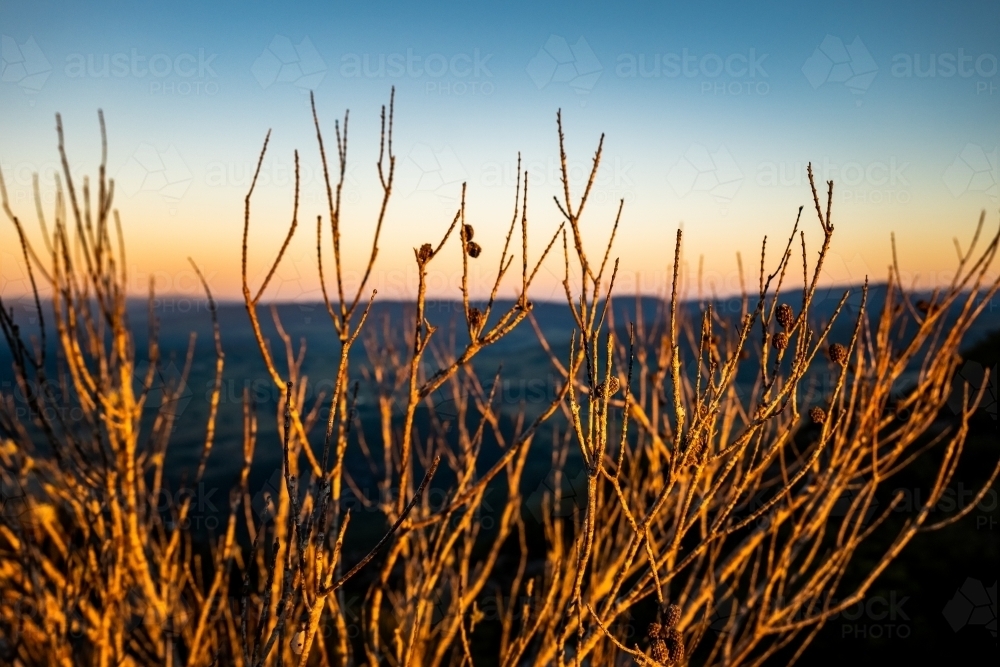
[1,0,997,304]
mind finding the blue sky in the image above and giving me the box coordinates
[1,0,997,301]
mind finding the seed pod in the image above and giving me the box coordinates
[828,343,849,366]
[648,624,669,663]
[809,406,827,424]
[417,243,434,263]
[663,603,681,630]
[916,299,933,314]
[594,376,621,401]
[466,241,482,258]
[772,331,789,351]
[291,630,306,654]
[665,627,685,664]
[462,223,475,241]
[776,303,795,329]
[468,306,484,331]
[687,433,707,463]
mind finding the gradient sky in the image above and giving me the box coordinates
[1,0,998,305]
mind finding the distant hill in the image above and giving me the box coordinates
[2,284,997,493]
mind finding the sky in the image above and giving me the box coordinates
[1,0,998,305]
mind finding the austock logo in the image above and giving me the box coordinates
[2,377,87,423]
[1,34,52,96]
[890,49,998,94]
[252,35,326,91]
[947,360,998,422]
[0,465,31,529]
[524,466,588,525]
[63,46,220,96]
[428,376,565,425]
[288,593,365,647]
[892,483,998,530]
[339,48,493,79]
[830,477,880,525]
[398,587,550,631]
[429,386,461,424]
[115,143,193,210]
[526,35,602,95]
[212,375,341,408]
[251,469,284,525]
[249,253,323,322]
[126,586,184,629]
[802,35,878,104]
[251,469,496,530]
[337,47,494,98]
[734,474,879,530]
[811,250,873,307]
[666,143,743,211]
[711,591,911,639]
[65,480,223,531]
[943,144,998,202]
[250,469,329,526]
[709,600,740,634]
[615,47,770,97]
[942,578,997,638]
[204,154,361,205]
[478,154,636,203]
[0,253,38,322]
[132,360,194,417]
[755,157,912,206]
[405,143,468,202]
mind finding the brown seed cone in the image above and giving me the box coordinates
[776,303,795,329]
[665,627,685,664]
[462,223,474,241]
[663,603,681,630]
[828,343,849,366]
[809,406,827,424]
[648,623,669,663]
[594,376,621,401]
[649,639,670,665]
[772,331,789,351]
[650,638,669,664]
[468,307,484,331]
[687,433,707,464]
[417,243,434,263]
[466,241,482,258]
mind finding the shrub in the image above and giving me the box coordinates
[1,93,998,666]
